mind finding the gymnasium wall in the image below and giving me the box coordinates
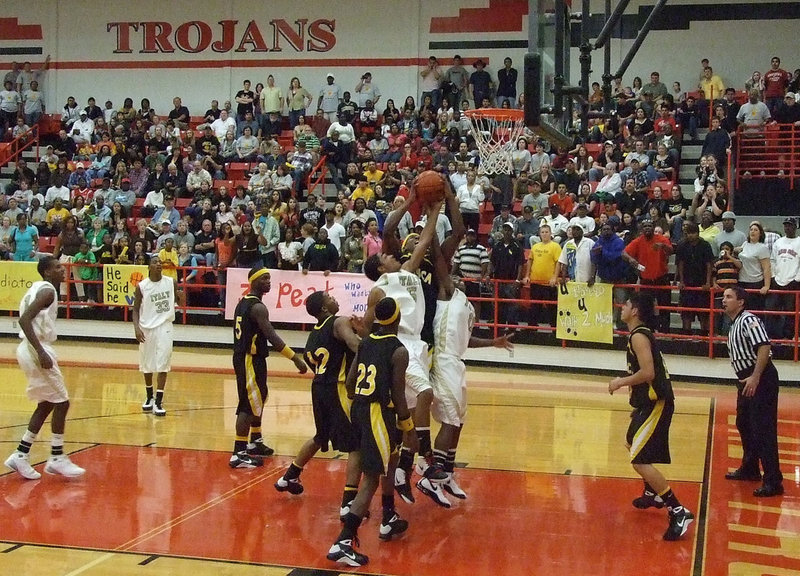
[0,0,797,117]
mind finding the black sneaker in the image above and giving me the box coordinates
[394,468,415,504]
[663,507,694,541]
[229,452,264,469]
[274,476,304,494]
[327,538,368,567]
[247,442,275,458]
[379,513,409,541]
[423,463,448,483]
[632,491,664,509]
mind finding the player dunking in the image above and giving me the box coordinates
[380,179,465,500]
[364,199,447,502]
[5,256,85,479]
[133,255,183,416]
[608,293,694,541]
[327,297,417,567]
[275,290,364,519]
[230,266,308,468]
[417,235,514,507]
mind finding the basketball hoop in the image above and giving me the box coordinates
[462,108,525,175]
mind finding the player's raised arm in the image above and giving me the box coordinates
[382,184,417,256]
[334,315,362,352]
[440,176,465,263]
[360,286,385,338]
[430,232,455,300]
[401,200,442,273]
[252,303,308,374]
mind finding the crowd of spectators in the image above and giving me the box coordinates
[1,54,799,336]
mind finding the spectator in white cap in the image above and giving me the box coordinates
[715,211,746,256]
[317,73,342,122]
[774,92,800,126]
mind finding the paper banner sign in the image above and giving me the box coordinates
[103,265,149,306]
[0,262,40,311]
[225,268,374,323]
[556,281,614,344]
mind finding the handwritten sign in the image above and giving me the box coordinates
[225,268,374,322]
[556,281,613,344]
[103,265,148,306]
[0,262,39,311]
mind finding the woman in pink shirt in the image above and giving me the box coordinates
[363,217,383,258]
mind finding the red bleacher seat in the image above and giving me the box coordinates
[234,180,250,190]
[175,198,191,210]
[226,163,250,179]
[585,143,602,158]
[38,236,54,253]
[213,179,235,191]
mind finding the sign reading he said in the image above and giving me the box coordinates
[556,281,613,344]
[104,265,148,306]
[225,268,374,322]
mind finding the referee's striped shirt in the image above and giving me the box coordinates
[727,310,772,377]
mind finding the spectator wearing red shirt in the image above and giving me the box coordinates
[623,220,673,332]
[654,105,677,137]
[548,183,575,215]
[763,56,792,114]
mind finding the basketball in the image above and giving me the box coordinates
[414,170,446,205]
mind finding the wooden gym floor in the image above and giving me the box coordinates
[0,340,798,576]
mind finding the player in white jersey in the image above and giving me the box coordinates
[363,200,447,500]
[415,239,513,507]
[133,255,183,416]
[5,256,86,480]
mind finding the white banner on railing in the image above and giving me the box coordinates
[224,268,374,322]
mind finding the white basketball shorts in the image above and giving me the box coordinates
[139,322,174,374]
[430,352,467,426]
[397,334,431,410]
[17,341,69,403]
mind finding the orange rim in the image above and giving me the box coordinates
[462,108,524,121]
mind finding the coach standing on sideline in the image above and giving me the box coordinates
[722,286,784,497]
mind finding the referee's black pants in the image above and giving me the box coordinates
[736,362,783,487]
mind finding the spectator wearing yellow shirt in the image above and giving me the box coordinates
[350,176,375,204]
[699,66,725,100]
[522,224,562,327]
[157,238,180,281]
[363,160,384,186]
[46,197,71,232]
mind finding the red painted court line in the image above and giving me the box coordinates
[0,445,700,576]
[702,395,800,575]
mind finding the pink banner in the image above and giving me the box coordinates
[224,268,374,322]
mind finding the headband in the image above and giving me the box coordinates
[248,268,269,284]
[376,301,400,325]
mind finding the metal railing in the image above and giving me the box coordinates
[19,261,800,361]
[734,123,799,189]
[0,124,40,166]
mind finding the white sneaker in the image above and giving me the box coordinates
[4,452,41,480]
[416,477,451,508]
[414,459,429,477]
[44,455,86,478]
[153,404,166,417]
[443,473,467,499]
[142,397,154,412]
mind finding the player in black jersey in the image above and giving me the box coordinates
[327,297,417,568]
[275,291,363,514]
[609,293,694,541]
[382,176,466,496]
[230,266,307,469]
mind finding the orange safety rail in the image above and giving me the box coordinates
[306,154,328,198]
[0,124,39,166]
[734,123,799,189]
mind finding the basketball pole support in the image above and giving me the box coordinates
[526,0,668,143]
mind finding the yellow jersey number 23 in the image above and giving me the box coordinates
[354,363,377,396]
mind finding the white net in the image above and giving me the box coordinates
[463,109,526,176]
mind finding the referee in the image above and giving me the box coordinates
[722,286,784,497]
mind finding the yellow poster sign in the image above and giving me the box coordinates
[103,265,148,306]
[0,262,40,311]
[556,282,614,344]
